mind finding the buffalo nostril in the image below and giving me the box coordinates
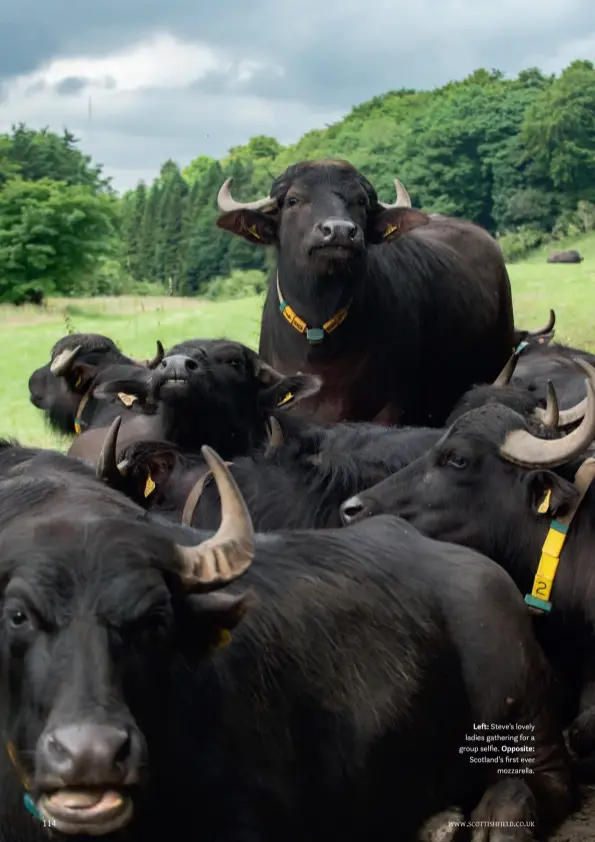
[348,225,357,240]
[321,223,333,238]
[340,497,365,525]
[184,358,198,372]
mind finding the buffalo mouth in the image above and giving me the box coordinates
[309,244,359,260]
[29,392,46,409]
[37,788,133,835]
[152,375,190,397]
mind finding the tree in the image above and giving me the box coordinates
[0,178,117,303]
[522,61,595,202]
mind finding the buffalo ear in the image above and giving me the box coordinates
[367,207,430,244]
[119,448,177,504]
[93,377,151,406]
[60,362,97,393]
[526,470,579,518]
[216,210,277,245]
[174,591,255,660]
[257,364,322,410]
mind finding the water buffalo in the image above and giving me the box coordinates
[547,250,583,264]
[215,159,514,427]
[28,333,164,437]
[340,360,595,766]
[96,418,443,530]
[93,338,323,459]
[0,440,575,841]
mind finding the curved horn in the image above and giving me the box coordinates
[378,177,412,209]
[492,351,521,387]
[500,366,595,468]
[217,177,276,213]
[175,446,254,591]
[527,309,556,337]
[96,417,123,484]
[147,340,164,370]
[264,417,284,456]
[557,359,595,428]
[50,345,82,377]
[131,340,165,369]
[533,381,559,429]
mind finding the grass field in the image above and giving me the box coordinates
[5,231,595,447]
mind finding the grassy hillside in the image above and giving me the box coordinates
[5,231,595,447]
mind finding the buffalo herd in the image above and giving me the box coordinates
[2,158,595,842]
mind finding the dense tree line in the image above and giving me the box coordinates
[3,59,595,304]
[120,59,595,292]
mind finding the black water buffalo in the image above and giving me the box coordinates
[94,338,323,459]
[215,159,514,427]
[0,440,575,841]
[547,250,583,263]
[96,418,442,530]
[511,340,595,425]
[340,360,595,765]
[28,333,163,436]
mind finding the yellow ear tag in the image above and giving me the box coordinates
[118,392,138,407]
[144,474,156,498]
[75,375,82,387]
[537,488,552,514]
[215,628,232,649]
[247,225,261,240]
[74,421,81,435]
[277,392,294,407]
[383,223,398,238]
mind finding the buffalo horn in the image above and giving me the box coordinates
[533,381,559,429]
[217,178,277,213]
[175,446,254,590]
[131,340,165,369]
[96,417,123,484]
[557,359,595,428]
[500,361,595,468]
[492,351,520,387]
[147,340,165,369]
[50,345,82,376]
[264,417,284,456]
[527,309,556,337]
[378,178,412,209]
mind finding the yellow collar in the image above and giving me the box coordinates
[525,457,595,614]
[276,275,351,345]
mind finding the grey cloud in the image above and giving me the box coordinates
[55,76,90,96]
[2,0,595,190]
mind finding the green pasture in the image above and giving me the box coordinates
[4,231,595,448]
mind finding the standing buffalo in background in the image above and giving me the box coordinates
[546,250,584,264]
[216,159,514,427]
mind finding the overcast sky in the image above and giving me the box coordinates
[2,0,595,193]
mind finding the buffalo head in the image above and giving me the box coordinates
[340,360,595,568]
[94,338,322,457]
[28,334,164,435]
[215,160,430,278]
[0,441,254,835]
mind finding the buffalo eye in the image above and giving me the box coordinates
[357,197,366,206]
[447,453,467,470]
[285,196,298,208]
[3,605,32,632]
[228,358,245,371]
